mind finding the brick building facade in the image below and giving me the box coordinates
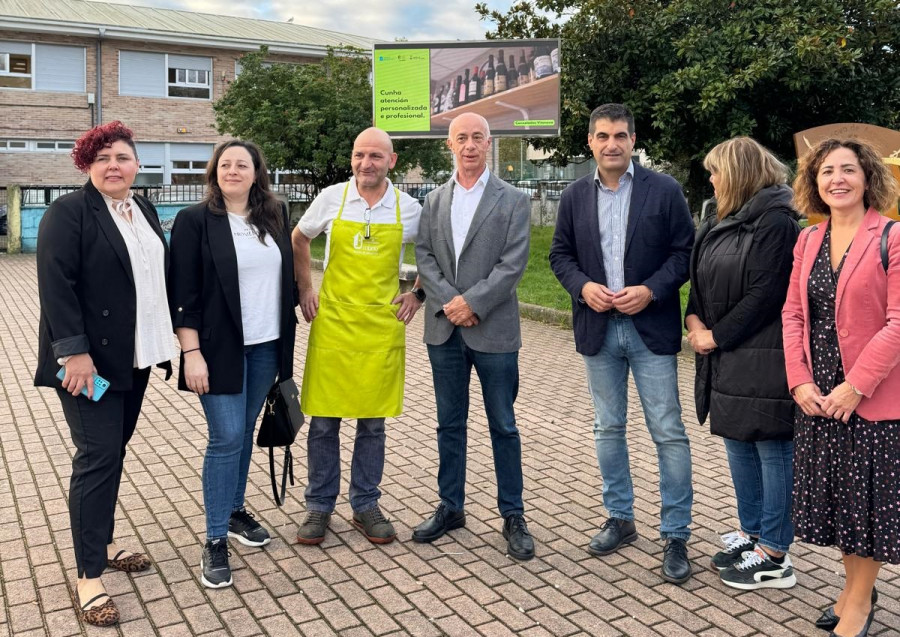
[0,0,376,185]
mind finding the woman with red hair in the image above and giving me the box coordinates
[34,121,175,627]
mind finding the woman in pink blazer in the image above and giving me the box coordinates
[783,138,900,637]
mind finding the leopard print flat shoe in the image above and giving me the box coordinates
[107,549,152,572]
[72,588,120,627]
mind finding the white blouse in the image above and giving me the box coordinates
[102,192,176,368]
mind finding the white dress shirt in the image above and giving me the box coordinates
[102,192,176,368]
[450,166,491,267]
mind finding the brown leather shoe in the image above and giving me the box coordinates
[107,549,152,572]
[72,587,120,627]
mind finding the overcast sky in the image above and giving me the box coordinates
[103,0,517,41]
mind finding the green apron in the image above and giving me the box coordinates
[301,183,405,418]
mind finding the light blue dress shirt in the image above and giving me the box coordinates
[594,162,634,293]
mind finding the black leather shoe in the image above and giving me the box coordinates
[828,602,876,637]
[412,503,465,543]
[661,538,692,584]
[503,514,534,561]
[587,518,638,556]
[816,587,878,631]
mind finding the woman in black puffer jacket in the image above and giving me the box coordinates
[685,137,800,590]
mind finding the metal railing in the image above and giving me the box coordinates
[15,179,573,208]
[17,182,442,206]
[505,179,572,200]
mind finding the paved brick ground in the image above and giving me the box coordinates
[0,252,897,637]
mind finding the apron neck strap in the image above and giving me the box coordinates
[336,182,401,224]
[393,188,401,224]
[335,181,352,221]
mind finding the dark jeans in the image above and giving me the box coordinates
[58,367,151,578]
[305,416,386,513]
[427,328,524,517]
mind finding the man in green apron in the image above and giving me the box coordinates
[291,127,423,545]
[413,113,535,560]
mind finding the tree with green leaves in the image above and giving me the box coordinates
[214,47,450,194]
[476,0,900,210]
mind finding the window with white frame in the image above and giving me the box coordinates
[120,51,212,100]
[0,42,85,92]
[0,139,28,150]
[35,141,75,151]
[168,67,210,99]
[0,49,33,89]
[135,165,164,186]
[0,139,74,152]
[167,54,211,99]
[171,159,207,184]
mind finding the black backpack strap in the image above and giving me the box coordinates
[882,220,896,272]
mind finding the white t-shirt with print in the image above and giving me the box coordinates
[228,212,282,345]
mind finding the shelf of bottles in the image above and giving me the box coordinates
[430,45,560,128]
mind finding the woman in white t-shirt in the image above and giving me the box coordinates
[168,140,298,590]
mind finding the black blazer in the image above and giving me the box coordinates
[549,162,695,356]
[168,202,297,394]
[34,180,172,390]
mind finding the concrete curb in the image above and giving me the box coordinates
[519,301,571,328]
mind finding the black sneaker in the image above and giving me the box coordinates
[711,530,756,571]
[200,539,232,589]
[719,547,797,590]
[228,509,271,547]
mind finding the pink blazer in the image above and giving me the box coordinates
[782,208,900,421]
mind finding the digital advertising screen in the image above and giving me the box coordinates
[372,39,561,138]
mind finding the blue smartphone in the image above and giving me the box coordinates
[56,367,110,402]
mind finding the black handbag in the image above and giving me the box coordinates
[256,377,304,506]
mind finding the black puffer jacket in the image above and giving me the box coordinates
[686,184,800,441]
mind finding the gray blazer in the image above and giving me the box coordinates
[415,171,530,353]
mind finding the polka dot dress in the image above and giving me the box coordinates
[793,227,900,564]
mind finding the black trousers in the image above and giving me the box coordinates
[58,367,150,578]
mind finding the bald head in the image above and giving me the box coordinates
[448,113,490,140]
[354,127,394,154]
[351,126,397,195]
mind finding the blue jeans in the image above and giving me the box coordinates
[199,340,279,540]
[723,438,794,553]
[427,328,524,517]
[583,315,693,540]
[305,416,386,513]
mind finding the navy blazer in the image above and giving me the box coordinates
[34,180,172,390]
[549,162,694,356]
[168,202,297,394]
